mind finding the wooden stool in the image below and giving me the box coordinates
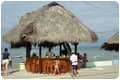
[59,60,67,74]
[50,60,56,74]
[26,58,31,72]
[36,59,39,73]
[43,60,50,74]
[32,58,36,73]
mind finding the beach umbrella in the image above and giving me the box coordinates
[101,32,119,51]
[3,2,98,47]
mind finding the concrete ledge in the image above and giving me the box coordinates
[86,60,112,67]
[112,60,119,64]
[19,63,25,70]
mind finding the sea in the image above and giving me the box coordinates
[1,46,119,63]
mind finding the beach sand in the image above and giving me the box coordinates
[1,63,119,79]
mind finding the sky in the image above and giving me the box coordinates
[1,1,119,48]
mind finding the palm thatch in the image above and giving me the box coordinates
[101,32,119,51]
[3,2,98,47]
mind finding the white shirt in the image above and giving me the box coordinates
[70,54,78,65]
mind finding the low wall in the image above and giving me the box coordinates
[112,60,119,64]
[86,59,119,68]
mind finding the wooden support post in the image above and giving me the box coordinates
[26,42,31,58]
[26,42,31,73]
[38,44,42,73]
[60,44,62,56]
[66,42,72,53]
[74,43,78,55]
[39,45,42,59]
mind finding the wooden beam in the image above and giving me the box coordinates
[38,44,42,73]
[66,42,72,52]
[74,43,78,55]
[39,45,42,59]
[26,42,31,58]
[60,44,62,56]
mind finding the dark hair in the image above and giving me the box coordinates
[84,53,87,55]
[33,53,36,56]
[5,48,8,52]
[77,53,79,56]
[84,53,87,57]
[55,56,59,60]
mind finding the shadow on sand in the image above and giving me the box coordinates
[9,70,20,75]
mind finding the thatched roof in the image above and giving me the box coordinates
[101,32,119,51]
[3,2,98,47]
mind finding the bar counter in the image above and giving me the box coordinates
[26,57,80,74]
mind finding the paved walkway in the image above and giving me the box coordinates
[1,64,119,79]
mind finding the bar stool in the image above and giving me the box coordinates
[43,60,50,74]
[50,60,56,74]
[30,58,33,72]
[36,59,39,73]
[59,60,67,74]
[43,60,47,74]
[33,58,36,73]
[26,57,30,72]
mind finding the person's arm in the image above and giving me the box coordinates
[8,56,10,59]
[8,53,10,59]
[70,56,72,62]
[1,54,3,59]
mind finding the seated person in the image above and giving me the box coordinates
[46,47,55,57]
[61,50,68,56]
[52,54,56,58]
[32,53,36,58]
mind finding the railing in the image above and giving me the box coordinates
[26,57,80,74]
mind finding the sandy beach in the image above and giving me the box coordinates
[1,64,119,79]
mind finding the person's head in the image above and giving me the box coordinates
[84,53,87,56]
[77,53,79,56]
[33,53,36,56]
[55,56,59,60]
[71,50,75,54]
[4,48,8,52]
[53,54,55,56]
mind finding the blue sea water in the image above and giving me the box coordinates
[1,47,119,63]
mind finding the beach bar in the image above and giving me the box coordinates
[101,32,119,51]
[3,2,98,74]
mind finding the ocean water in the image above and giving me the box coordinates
[1,47,119,63]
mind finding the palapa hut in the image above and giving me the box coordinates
[3,2,98,74]
[101,32,119,51]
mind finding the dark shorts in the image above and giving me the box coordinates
[72,65,77,70]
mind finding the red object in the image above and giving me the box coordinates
[55,71,59,75]
[83,60,88,62]
[86,60,88,62]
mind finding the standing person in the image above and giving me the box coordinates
[70,51,78,78]
[54,56,60,75]
[1,48,10,76]
[46,47,55,57]
[9,57,12,68]
[83,53,88,68]
[77,53,83,68]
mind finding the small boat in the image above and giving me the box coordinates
[14,55,23,58]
